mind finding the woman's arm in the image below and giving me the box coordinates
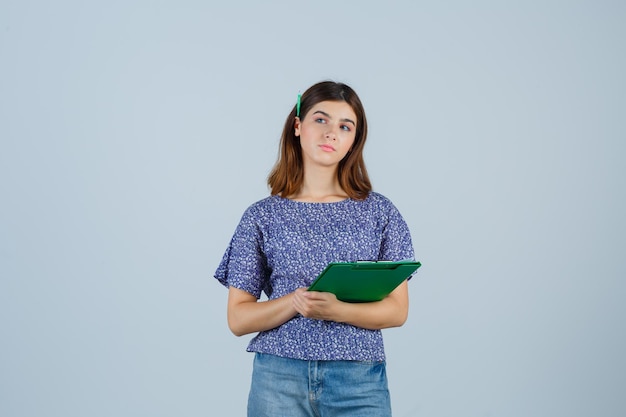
[228,279,408,336]
[292,280,409,330]
[227,286,299,336]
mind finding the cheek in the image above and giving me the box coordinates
[343,134,356,149]
[299,124,317,138]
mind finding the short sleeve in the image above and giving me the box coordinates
[214,205,270,298]
[378,200,415,262]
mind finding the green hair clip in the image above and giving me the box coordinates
[296,93,301,117]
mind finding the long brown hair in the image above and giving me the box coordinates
[267,81,372,200]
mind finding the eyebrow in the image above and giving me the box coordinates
[312,110,356,127]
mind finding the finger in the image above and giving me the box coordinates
[303,290,327,300]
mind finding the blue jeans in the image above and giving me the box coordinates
[247,353,392,417]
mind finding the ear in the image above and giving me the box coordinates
[294,117,301,137]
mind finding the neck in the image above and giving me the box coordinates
[291,165,347,202]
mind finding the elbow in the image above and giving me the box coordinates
[365,307,408,330]
[385,317,407,330]
[227,314,249,337]
[230,328,247,337]
[398,304,410,326]
[228,323,245,337]
[394,311,408,328]
[391,289,409,327]
[387,305,409,329]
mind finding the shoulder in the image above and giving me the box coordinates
[362,191,399,212]
[366,191,393,204]
[245,195,278,212]
[239,195,284,224]
[359,192,409,225]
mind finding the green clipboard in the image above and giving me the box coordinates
[308,260,421,303]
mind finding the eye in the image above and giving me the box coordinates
[340,124,351,132]
[315,118,326,124]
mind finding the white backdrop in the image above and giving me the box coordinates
[1,1,625,416]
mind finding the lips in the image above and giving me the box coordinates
[319,144,335,152]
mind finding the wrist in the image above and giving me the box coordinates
[333,299,350,324]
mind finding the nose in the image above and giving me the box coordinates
[325,130,337,141]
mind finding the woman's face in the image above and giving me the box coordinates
[294,100,357,170]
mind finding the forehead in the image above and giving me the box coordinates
[309,100,357,121]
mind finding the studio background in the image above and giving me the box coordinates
[1,1,624,416]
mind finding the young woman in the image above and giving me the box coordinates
[215,81,415,417]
